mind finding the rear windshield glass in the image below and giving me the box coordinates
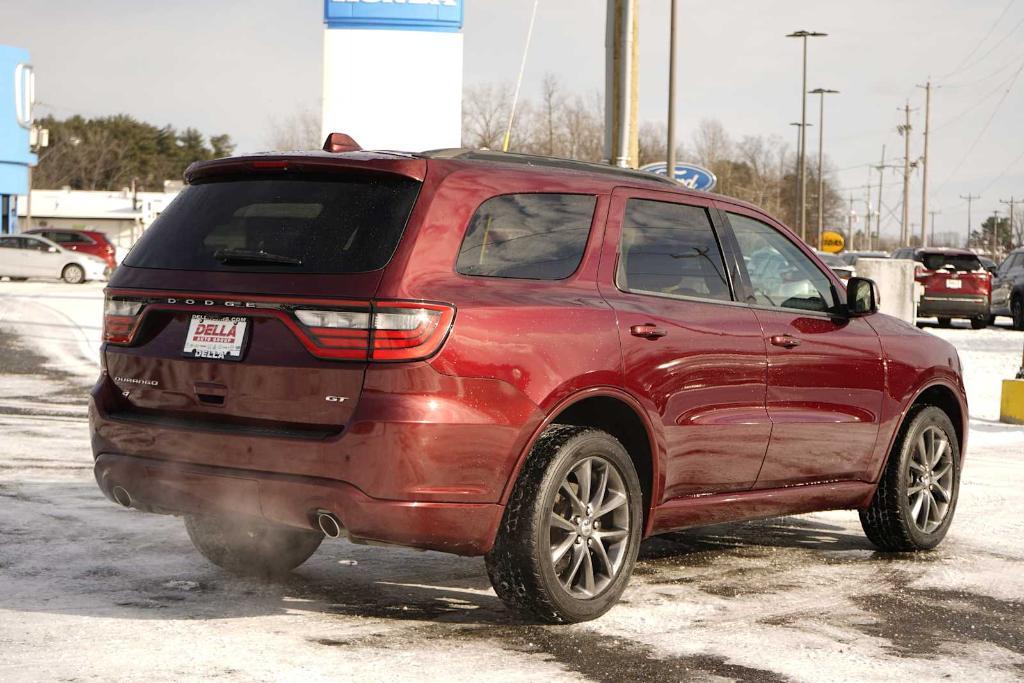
[123,175,420,273]
[918,252,982,272]
[456,193,596,280]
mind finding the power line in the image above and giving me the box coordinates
[933,57,1024,196]
[942,1,1021,78]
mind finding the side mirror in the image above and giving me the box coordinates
[846,277,879,317]
[47,246,58,253]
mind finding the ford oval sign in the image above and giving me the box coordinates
[640,162,717,192]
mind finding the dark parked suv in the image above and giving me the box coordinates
[92,135,968,623]
[991,247,1024,329]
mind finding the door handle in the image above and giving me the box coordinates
[770,334,802,349]
[630,324,667,339]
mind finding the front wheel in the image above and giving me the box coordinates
[859,406,960,551]
[1012,296,1024,331]
[486,425,643,624]
[61,264,85,284]
[184,514,323,575]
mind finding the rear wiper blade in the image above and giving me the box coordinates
[213,248,302,266]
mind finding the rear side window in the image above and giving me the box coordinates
[123,174,420,273]
[617,199,731,302]
[456,193,596,280]
[918,252,982,272]
[49,232,93,245]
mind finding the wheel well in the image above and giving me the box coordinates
[911,384,964,450]
[552,396,653,525]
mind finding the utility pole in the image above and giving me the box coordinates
[848,193,856,236]
[929,210,941,246]
[810,88,839,250]
[960,193,980,248]
[863,167,873,251]
[999,197,1017,257]
[874,145,887,251]
[666,0,678,177]
[605,0,639,168]
[897,102,913,247]
[787,30,827,243]
[917,81,933,247]
[991,210,1001,260]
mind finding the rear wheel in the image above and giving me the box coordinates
[936,317,952,328]
[61,264,85,284]
[859,406,960,551]
[1012,296,1024,331]
[485,425,643,624]
[184,514,322,575]
[7,277,27,281]
[970,316,988,330]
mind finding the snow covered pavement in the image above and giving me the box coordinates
[0,280,1021,681]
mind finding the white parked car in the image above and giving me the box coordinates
[0,234,108,284]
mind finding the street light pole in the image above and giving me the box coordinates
[810,88,839,250]
[787,30,827,244]
[789,121,811,227]
[960,193,980,248]
[666,0,678,177]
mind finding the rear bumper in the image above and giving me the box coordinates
[94,452,504,555]
[917,294,989,319]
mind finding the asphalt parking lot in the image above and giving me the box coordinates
[1,280,1022,681]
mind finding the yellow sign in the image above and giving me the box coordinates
[821,231,845,254]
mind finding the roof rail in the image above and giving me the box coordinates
[418,148,679,187]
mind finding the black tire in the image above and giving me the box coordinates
[184,514,323,575]
[860,406,961,551]
[936,317,952,328]
[1012,295,1024,331]
[970,316,988,330]
[485,425,643,624]
[7,277,28,282]
[61,263,85,284]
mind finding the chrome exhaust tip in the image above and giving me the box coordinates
[111,486,133,508]
[317,512,343,539]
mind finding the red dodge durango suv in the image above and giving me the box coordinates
[91,134,968,623]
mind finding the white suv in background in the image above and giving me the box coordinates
[0,234,108,284]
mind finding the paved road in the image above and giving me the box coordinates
[1,280,1022,682]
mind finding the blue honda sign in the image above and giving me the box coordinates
[324,0,464,31]
[640,162,717,192]
[0,45,35,197]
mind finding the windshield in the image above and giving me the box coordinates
[124,174,420,273]
[918,252,982,272]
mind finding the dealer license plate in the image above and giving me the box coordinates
[946,279,962,289]
[183,315,249,361]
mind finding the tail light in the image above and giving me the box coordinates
[101,291,455,363]
[103,296,145,344]
[295,302,455,361]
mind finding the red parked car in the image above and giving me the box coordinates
[91,135,968,623]
[893,247,992,328]
[26,227,117,272]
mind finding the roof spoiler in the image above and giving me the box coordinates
[323,133,362,153]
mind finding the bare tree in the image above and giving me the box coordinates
[266,108,322,151]
[462,83,513,149]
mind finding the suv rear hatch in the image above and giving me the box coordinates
[99,159,451,466]
[914,251,991,297]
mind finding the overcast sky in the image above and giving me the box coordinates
[3,0,1023,242]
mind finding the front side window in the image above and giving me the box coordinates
[456,193,596,280]
[23,237,50,252]
[728,212,836,313]
[616,199,731,301]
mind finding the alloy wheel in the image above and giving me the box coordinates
[906,426,954,534]
[548,456,631,598]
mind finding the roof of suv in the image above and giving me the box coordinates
[184,146,759,211]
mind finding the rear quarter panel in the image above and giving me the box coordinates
[375,164,628,502]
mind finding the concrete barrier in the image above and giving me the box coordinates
[854,258,920,324]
